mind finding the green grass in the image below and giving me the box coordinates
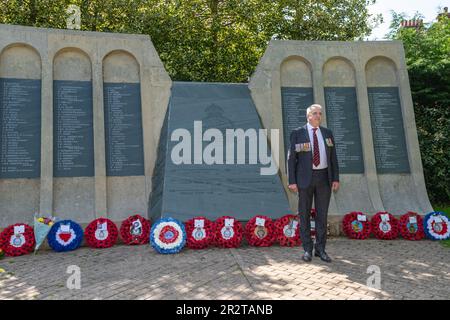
[432,204,450,248]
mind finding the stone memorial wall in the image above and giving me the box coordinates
[249,40,433,232]
[0,24,171,227]
[0,24,433,233]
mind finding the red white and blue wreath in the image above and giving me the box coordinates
[245,215,276,247]
[371,212,399,240]
[0,223,35,257]
[120,214,151,245]
[47,220,84,252]
[84,218,118,248]
[214,216,243,248]
[342,212,371,240]
[423,211,450,241]
[150,217,186,254]
[274,214,300,247]
[399,212,425,241]
[185,217,215,249]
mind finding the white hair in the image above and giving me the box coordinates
[306,104,323,117]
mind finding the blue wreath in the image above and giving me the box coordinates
[47,220,84,252]
[150,217,186,254]
[423,211,450,241]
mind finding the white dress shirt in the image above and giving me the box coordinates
[307,123,328,169]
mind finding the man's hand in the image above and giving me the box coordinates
[332,181,340,192]
[288,184,298,193]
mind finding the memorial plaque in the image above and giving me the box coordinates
[324,87,364,174]
[0,78,41,178]
[53,80,94,177]
[149,82,290,221]
[368,87,410,173]
[104,83,144,176]
[281,87,313,153]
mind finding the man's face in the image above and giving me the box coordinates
[307,107,322,127]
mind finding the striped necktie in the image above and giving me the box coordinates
[312,128,320,167]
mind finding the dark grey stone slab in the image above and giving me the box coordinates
[0,78,41,178]
[325,87,364,174]
[149,82,290,221]
[368,87,410,174]
[104,83,144,176]
[281,87,313,154]
[53,80,94,177]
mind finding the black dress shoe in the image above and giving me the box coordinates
[315,251,332,263]
[302,251,312,262]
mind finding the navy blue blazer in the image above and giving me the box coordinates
[287,124,339,189]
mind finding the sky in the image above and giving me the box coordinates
[367,0,448,39]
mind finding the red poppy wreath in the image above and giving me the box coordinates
[185,217,215,249]
[244,215,276,247]
[0,223,35,257]
[399,212,425,241]
[371,212,399,240]
[274,214,301,247]
[120,214,151,245]
[342,212,371,240]
[84,217,118,248]
[214,216,243,248]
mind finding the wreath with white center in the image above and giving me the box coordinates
[0,223,35,257]
[274,214,301,247]
[371,212,399,240]
[399,212,425,241]
[423,212,450,240]
[185,217,215,249]
[150,217,186,254]
[47,220,84,252]
[84,218,118,249]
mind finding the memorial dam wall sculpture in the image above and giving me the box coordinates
[0,24,433,234]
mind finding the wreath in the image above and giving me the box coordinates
[274,214,301,247]
[184,217,215,249]
[0,223,35,257]
[47,220,84,252]
[84,218,118,248]
[399,212,425,241]
[423,211,450,241]
[342,212,371,240]
[244,215,276,247]
[150,217,186,254]
[214,216,243,248]
[371,212,399,240]
[120,214,151,245]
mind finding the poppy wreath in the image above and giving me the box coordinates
[184,217,215,249]
[150,217,186,254]
[342,212,371,240]
[120,214,151,245]
[244,215,276,247]
[47,220,84,252]
[84,218,118,249]
[423,211,450,240]
[214,216,243,248]
[0,223,35,257]
[399,212,425,241]
[371,212,399,240]
[274,214,301,247]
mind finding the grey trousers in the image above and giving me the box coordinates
[298,169,331,254]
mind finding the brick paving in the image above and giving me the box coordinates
[0,238,448,300]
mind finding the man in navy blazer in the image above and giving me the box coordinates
[287,104,339,262]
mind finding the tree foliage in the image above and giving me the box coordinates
[389,13,450,204]
[0,0,380,82]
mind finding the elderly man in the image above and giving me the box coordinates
[287,104,340,262]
